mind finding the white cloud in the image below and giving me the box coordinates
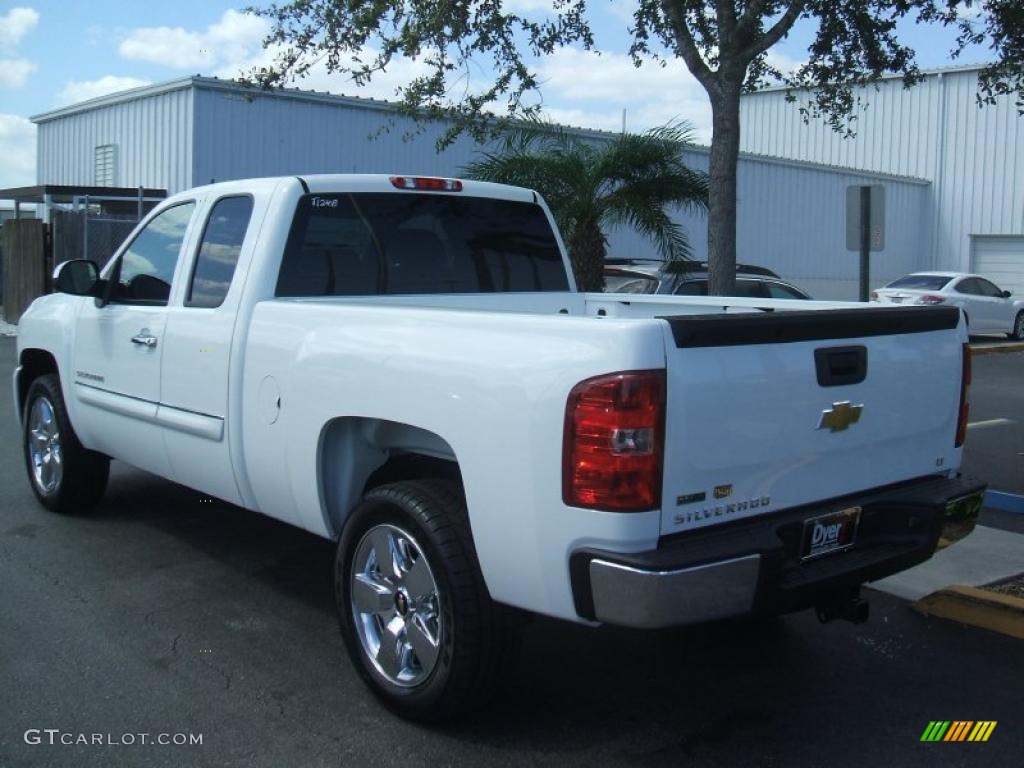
[119,9,268,70]
[57,75,152,105]
[0,7,39,50]
[0,113,36,187]
[955,2,985,21]
[0,57,34,88]
[500,0,556,12]
[531,48,713,142]
[607,0,637,26]
[764,49,805,79]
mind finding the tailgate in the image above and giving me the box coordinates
[660,306,965,536]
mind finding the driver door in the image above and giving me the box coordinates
[71,201,197,477]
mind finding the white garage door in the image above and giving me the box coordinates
[972,236,1024,297]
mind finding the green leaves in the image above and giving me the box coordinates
[244,0,596,148]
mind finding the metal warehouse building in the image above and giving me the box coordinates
[740,64,1024,297]
[30,75,944,299]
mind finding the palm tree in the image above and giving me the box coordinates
[464,120,709,291]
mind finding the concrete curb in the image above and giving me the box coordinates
[912,585,1024,640]
[970,342,1024,356]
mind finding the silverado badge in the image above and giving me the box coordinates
[818,401,863,432]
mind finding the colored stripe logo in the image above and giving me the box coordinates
[921,721,997,742]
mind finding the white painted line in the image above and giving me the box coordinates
[967,418,1014,430]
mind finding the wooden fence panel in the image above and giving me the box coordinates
[3,218,47,324]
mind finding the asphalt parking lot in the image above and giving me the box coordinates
[1,336,1022,768]
[962,344,1024,498]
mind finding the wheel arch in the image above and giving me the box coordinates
[317,417,464,539]
[15,348,60,424]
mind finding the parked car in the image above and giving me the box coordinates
[872,272,1024,339]
[16,175,984,721]
[604,258,813,299]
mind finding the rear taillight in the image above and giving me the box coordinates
[955,343,971,447]
[389,176,463,191]
[916,294,945,305]
[563,370,665,511]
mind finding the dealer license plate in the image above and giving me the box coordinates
[801,506,861,561]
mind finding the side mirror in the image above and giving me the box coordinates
[53,259,100,296]
[1002,290,1012,298]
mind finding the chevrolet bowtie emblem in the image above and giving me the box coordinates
[818,401,864,432]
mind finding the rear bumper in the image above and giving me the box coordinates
[569,475,986,628]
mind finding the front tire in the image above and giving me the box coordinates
[23,374,109,513]
[336,479,519,721]
[1010,311,1024,340]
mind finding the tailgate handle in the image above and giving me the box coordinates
[815,345,867,387]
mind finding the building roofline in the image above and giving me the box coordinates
[29,75,928,185]
[31,75,628,141]
[743,61,993,97]
[31,77,196,123]
[705,147,931,185]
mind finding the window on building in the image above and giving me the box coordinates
[186,196,254,308]
[95,145,117,186]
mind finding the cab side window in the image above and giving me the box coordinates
[955,278,980,295]
[734,279,768,298]
[765,282,809,299]
[186,196,254,308]
[975,278,1003,298]
[674,280,708,296]
[110,202,195,305]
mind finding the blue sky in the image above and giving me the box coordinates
[0,1,993,189]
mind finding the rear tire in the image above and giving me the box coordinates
[1010,311,1024,340]
[336,479,520,721]
[23,374,109,513]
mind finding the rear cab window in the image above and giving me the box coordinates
[276,193,569,297]
[888,275,953,290]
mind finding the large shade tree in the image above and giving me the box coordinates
[463,122,709,290]
[246,1,1024,295]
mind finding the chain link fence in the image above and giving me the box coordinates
[51,209,141,272]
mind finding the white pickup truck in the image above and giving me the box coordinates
[15,174,985,720]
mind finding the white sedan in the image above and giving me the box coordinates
[872,272,1024,339]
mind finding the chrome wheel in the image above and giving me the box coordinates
[350,524,442,688]
[28,396,63,494]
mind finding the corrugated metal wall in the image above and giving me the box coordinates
[740,68,1024,274]
[35,86,193,193]
[677,150,929,299]
[194,83,928,299]
[33,77,933,300]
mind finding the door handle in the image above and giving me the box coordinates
[131,331,158,348]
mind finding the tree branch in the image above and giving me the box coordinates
[715,0,737,48]
[659,0,716,91]
[735,0,770,36]
[740,0,807,61]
